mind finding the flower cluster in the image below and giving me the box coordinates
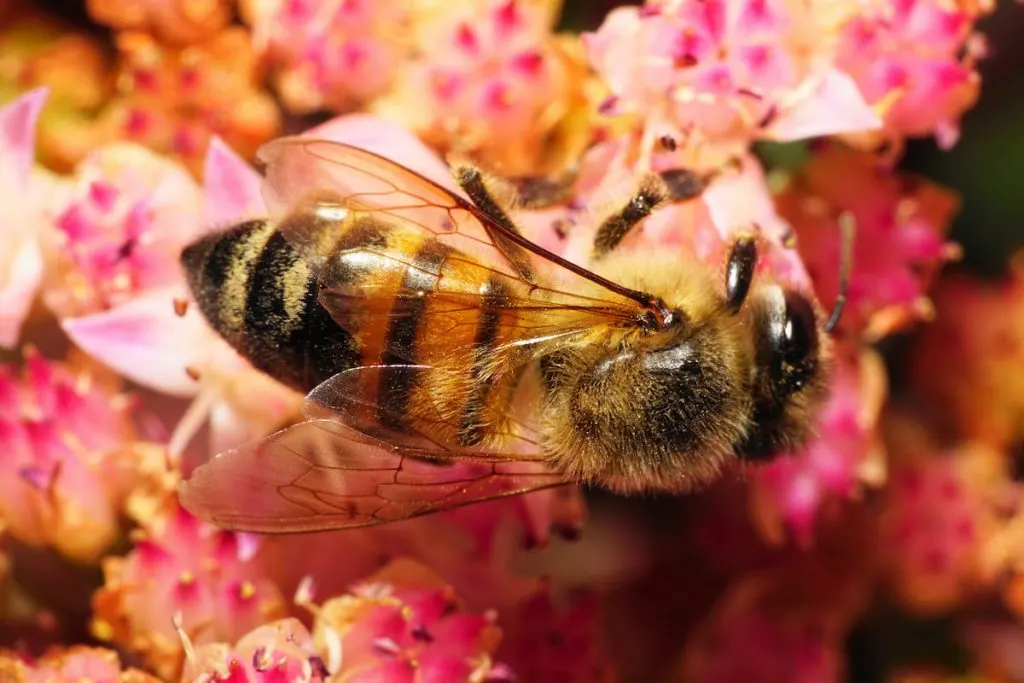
[0,0,1019,681]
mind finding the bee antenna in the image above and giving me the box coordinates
[823,211,856,333]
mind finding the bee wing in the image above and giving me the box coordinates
[256,137,653,326]
[177,418,565,534]
[304,364,546,456]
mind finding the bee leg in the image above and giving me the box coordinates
[591,175,668,259]
[454,165,536,282]
[725,233,758,311]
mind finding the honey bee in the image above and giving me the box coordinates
[177,138,849,533]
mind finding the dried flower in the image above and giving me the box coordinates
[583,0,881,170]
[777,143,960,340]
[0,646,161,683]
[0,349,135,563]
[92,502,286,681]
[752,343,888,546]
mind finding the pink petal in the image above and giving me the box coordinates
[303,114,460,194]
[203,136,265,227]
[61,287,207,397]
[766,69,882,141]
[0,239,43,348]
[0,87,48,181]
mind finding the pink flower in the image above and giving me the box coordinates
[0,88,49,349]
[180,618,327,683]
[584,0,881,169]
[777,142,960,340]
[907,262,1024,450]
[380,0,591,177]
[836,0,991,149]
[59,139,300,457]
[44,144,203,319]
[497,588,611,683]
[306,558,511,681]
[0,646,161,683]
[0,349,139,563]
[241,0,413,113]
[92,502,286,681]
[752,343,888,547]
[679,571,845,683]
[878,422,1006,615]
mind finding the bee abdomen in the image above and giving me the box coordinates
[181,220,362,392]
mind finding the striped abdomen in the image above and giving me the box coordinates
[181,210,528,448]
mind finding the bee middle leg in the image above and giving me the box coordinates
[591,175,669,259]
[453,165,536,282]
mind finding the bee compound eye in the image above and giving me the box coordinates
[780,291,818,365]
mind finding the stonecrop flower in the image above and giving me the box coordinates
[0,0,1014,680]
[0,646,161,683]
[52,138,299,457]
[678,567,852,683]
[0,349,140,563]
[836,0,993,150]
[180,618,327,683]
[241,0,415,114]
[878,412,1008,615]
[92,502,286,681]
[306,559,510,681]
[776,142,960,340]
[184,559,514,682]
[379,0,593,178]
[44,144,202,319]
[583,0,882,169]
[908,258,1024,450]
[752,343,888,547]
[96,29,281,174]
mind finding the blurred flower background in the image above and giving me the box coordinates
[0,0,1023,681]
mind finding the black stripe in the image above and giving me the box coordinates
[185,220,266,340]
[242,232,307,388]
[457,278,508,446]
[377,239,451,430]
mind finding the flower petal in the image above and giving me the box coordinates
[0,87,48,182]
[767,68,883,141]
[0,239,43,349]
[202,136,265,227]
[62,287,206,397]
